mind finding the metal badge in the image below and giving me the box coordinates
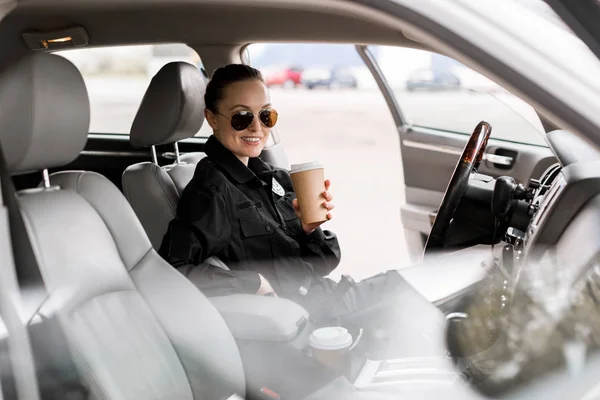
[272,177,285,197]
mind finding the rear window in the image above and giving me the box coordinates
[56,44,213,137]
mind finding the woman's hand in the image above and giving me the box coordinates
[257,274,277,297]
[292,179,335,234]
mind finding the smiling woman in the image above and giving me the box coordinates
[203,64,275,165]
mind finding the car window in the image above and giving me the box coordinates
[410,70,434,81]
[369,46,548,147]
[56,44,213,137]
[246,43,409,281]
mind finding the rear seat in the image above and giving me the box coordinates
[122,61,229,270]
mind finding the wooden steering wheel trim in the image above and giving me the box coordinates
[424,121,492,253]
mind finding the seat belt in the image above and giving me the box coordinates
[0,144,89,399]
[0,153,47,305]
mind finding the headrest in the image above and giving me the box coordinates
[0,53,90,174]
[130,62,207,147]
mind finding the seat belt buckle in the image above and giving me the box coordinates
[310,274,355,323]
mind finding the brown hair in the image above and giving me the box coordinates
[204,64,264,113]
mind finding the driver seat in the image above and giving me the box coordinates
[0,53,391,400]
[122,61,229,270]
[123,61,205,251]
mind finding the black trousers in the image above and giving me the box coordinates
[295,270,408,329]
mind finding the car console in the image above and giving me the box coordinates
[521,169,565,253]
[210,294,350,399]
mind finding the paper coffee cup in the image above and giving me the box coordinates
[289,162,327,224]
[309,327,352,375]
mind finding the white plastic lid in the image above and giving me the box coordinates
[289,161,324,174]
[309,327,353,350]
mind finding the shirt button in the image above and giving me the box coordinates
[265,226,271,232]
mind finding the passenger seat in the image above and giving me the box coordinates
[0,52,246,400]
[123,61,207,251]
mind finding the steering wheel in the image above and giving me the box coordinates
[424,121,492,254]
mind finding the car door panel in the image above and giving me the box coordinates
[402,126,555,192]
[400,125,556,258]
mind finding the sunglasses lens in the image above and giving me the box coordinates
[230,111,254,131]
[259,109,278,128]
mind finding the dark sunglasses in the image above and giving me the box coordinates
[219,109,278,131]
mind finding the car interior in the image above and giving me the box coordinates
[1,0,600,399]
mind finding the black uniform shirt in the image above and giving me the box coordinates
[159,135,341,299]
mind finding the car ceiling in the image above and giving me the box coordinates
[0,0,432,71]
[0,0,569,140]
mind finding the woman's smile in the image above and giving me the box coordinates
[241,136,262,145]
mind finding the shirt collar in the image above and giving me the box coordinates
[204,135,273,184]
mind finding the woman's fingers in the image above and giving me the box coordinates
[292,199,302,219]
[295,197,333,226]
[325,179,331,191]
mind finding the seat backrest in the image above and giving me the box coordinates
[0,53,245,400]
[123,62,207,250]
[123,157,203,250]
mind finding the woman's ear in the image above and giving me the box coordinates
[205,109,218,131]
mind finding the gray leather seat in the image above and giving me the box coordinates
[123,61,207,251]
[0,53,247,399]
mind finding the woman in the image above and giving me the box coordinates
[160,64,404,323]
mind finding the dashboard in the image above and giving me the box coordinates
[357,129,600,400]
[445,129,600,398]
[522,163,564,253]
[519,130,600,259]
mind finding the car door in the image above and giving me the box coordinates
[357,45,558,262]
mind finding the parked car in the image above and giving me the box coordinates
[405,68,461,91]
[264,65,303,88]
[302,66,358,89]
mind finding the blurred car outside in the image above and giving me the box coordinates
[264,65,304,88]
[302,66,358,89]
[405,68,461,91]
[454,67,505,93]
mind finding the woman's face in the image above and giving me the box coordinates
[206,79,272,164]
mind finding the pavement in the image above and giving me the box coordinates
[85,76,545,281]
